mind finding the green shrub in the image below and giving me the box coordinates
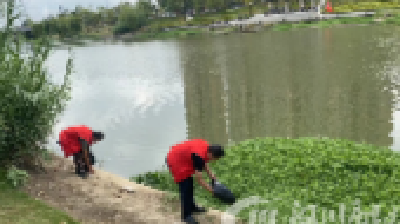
[335,1,400,13]
[131,137,400,223]
[0,0,72,169]
[0,168,80,223]
[113,1,152,35]
[6,165,28,188]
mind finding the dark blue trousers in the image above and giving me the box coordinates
[166,157,197,220]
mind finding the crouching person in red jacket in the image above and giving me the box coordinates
[166,139,225,224]
[57,125,105,178]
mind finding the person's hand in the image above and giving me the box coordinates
[88,167,94,174]
[210,176,217,187]
[208,186,214,195]
[210,173,216,181]
[209,172,216,184]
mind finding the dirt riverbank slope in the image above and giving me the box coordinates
[20,153,242,224]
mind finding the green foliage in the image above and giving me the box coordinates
[31,0,155,37]
[0,169,79,223]
[131,137,400,223]
[6,165,28,188]
[114,0,154,35]
[31,5,114,38]
[0,0,72,169]
[335,1,400,13]
[384,15,400,24]
[114,4,139,34]
[270,15,379,32]
[28,0,400,41]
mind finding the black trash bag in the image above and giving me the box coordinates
[211,179,236,205]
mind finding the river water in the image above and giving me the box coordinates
[45,25,400,178]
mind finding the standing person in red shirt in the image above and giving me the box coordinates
[57,125,105,178]
[165,139,225,224]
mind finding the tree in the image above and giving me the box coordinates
[114,3,136,34]
[136,0,155,17]
[0,0,72,171]
[158,0,185,15]
[22,18,33,27]
[113,1,153,35]
[68,14,82,36]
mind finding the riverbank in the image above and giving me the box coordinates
[16,152,242,224]
[28,0,400,44]
[0,168,79,224]
[4,137,400,223]
[53,12,399,44]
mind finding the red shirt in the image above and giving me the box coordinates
[59,125,93,158]
[166,139,210,183]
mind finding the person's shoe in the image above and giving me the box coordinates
[74,166,80,174]
[75,165,88,178]
[192,206,207,213]
[78,171,88,179]
[183,216,199,224]
[84,164,89,173]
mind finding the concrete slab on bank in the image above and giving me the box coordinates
[227,11,376,26]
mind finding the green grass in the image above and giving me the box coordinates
[34,1,400,43]
[136,14,396,40]
[334,1,400,13]
[147,1,399,30]
[136,29,206,40]
[131,137,400,223]
[271,16,383,32]
[0,169,79,224]
[74,14,399,44]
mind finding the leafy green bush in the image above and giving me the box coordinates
[0,0,72,169]
[113,0,153,35]
[131,137,400,223]
[6,165,28,188]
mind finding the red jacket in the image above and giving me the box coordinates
[167,139,210,183]
[59,125,94,158]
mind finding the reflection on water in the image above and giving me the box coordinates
[180,26,399,148]
[45,26,400,178]
[46,41,187,178]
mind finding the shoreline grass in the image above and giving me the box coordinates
[113,15,394,42]
[0,169,80,224]
[131,137,400,223]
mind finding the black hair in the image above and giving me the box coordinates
[92,131,104,141]
[208,144,224,159]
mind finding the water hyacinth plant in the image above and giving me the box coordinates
[131,137,400,223]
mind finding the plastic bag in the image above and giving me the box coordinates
[211,179,236,205]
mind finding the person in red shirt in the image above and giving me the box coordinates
[166,139,225,224]
[57,125,104,178]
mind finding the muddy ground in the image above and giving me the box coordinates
[20,153,242,224]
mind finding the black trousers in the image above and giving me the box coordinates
[73,148,95,172]
[166,157,197,220]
